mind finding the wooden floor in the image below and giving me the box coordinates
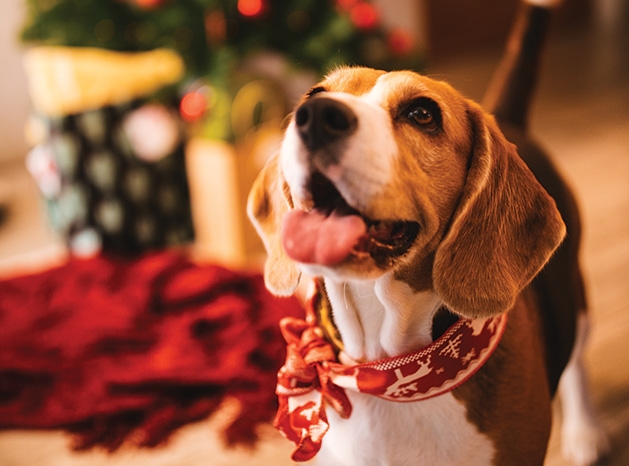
[0,7,627,466]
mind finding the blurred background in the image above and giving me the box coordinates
[0,0,627,464]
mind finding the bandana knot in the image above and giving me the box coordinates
[273,316,352,462]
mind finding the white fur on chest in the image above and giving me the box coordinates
[317,391,495,466]
[313,274,496,465]
[321,274,443,361]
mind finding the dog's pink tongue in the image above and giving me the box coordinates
[281,209,366,265]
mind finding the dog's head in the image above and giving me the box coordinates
[248,67,565,318]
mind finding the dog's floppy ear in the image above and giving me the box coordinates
[247,154,301,296]
[433,102,566,318]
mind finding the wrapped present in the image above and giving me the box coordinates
[24,47,193,256]
[185,79,288,267]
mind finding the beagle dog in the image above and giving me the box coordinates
[248,1,609,465]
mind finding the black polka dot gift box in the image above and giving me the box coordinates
[24,47,194,256]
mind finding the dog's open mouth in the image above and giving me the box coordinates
[281,172,419,266]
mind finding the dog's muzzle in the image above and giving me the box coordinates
[281,96,420,268]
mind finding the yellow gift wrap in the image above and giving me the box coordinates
[23,47,184,117]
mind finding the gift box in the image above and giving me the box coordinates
[184,77,289,268]
[24,47,194,256]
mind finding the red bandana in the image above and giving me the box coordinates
[273,283,508,462]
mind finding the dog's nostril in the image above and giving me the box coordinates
[295,105,311,128]
[323,105,353,132]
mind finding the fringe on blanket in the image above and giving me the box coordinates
[0,251,303,451]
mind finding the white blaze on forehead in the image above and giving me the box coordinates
[322,91,396,208]
[362,72,421,106]
[361,73,398,106]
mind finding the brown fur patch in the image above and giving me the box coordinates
[317,66,386,97]
[453,290,553,465]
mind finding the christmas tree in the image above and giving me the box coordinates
[21,0,423,89]
[20,0,423,258]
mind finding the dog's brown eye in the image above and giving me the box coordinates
[409,107,434,126]
[402,98,441,133]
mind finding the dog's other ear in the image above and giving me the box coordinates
[433,102,566,318]
[247,154,301,296]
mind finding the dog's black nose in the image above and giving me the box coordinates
[294,97,357,153]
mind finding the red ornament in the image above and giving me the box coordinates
[205,10,227,44]
[388,28,414,56]
[180,91,207,122]
[336,0,360,12]
[238,0,265,18]
[349,3,379,30]
[131,0,166,10]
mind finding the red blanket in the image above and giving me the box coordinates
[0,251,303,450]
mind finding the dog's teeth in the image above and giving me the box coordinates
[368,221,394,240]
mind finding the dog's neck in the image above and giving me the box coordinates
[323,273,443,362]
